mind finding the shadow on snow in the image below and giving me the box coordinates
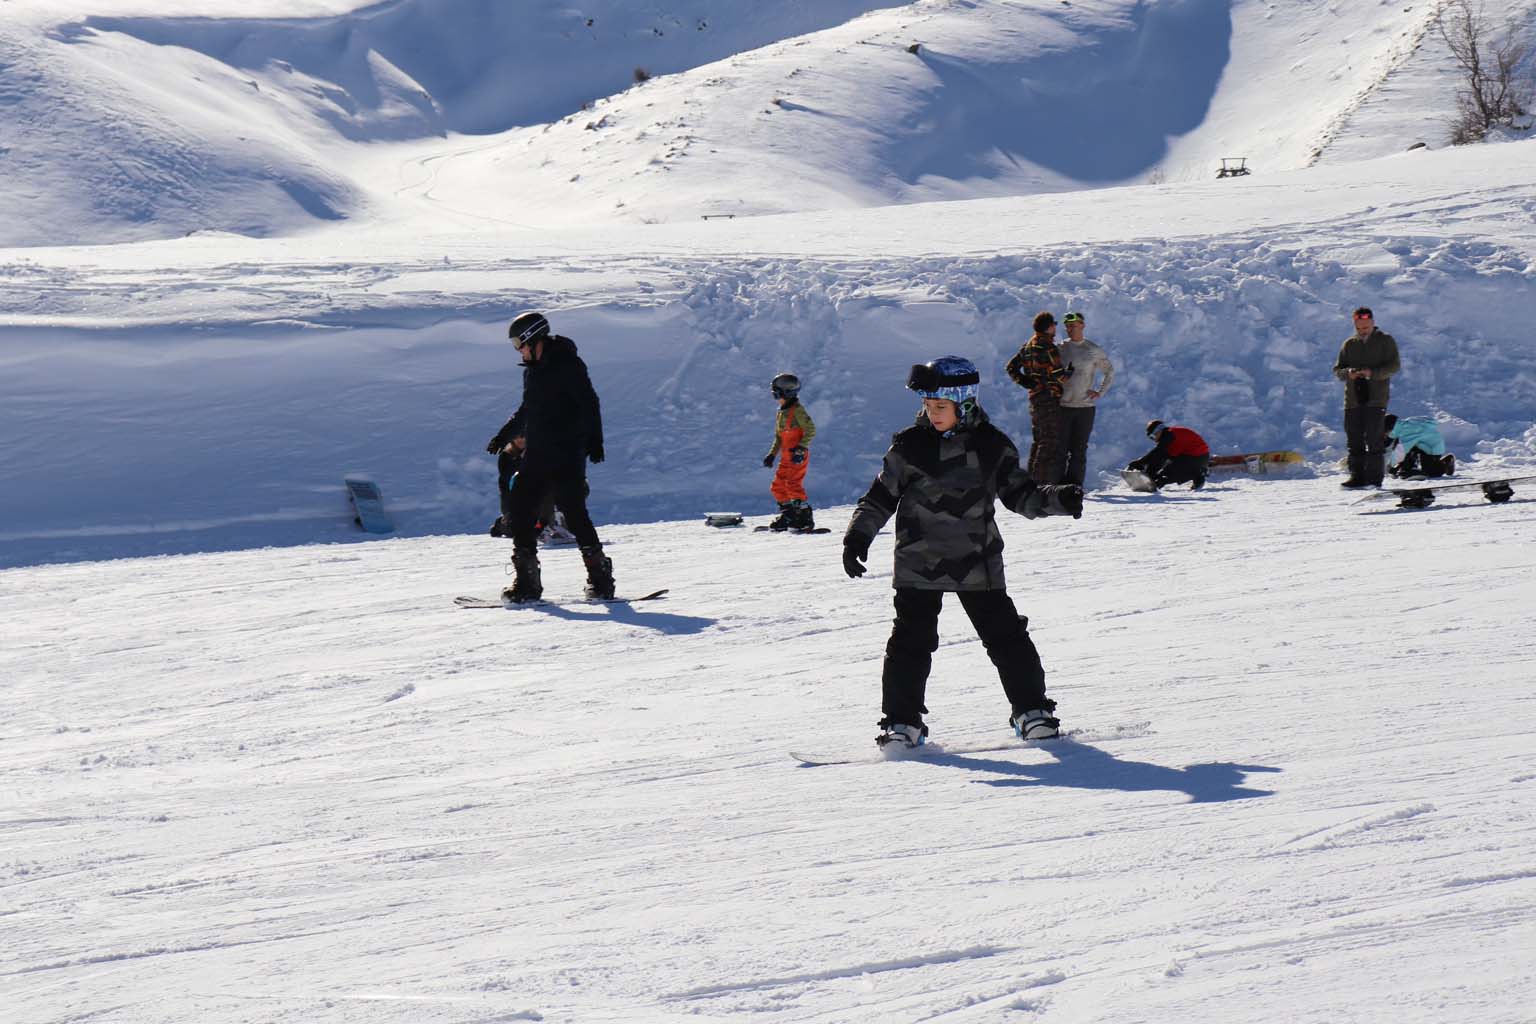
[938,740,1280,802]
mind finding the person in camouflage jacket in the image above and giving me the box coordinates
[842,356,1083,749]
[1005,311,1073,483]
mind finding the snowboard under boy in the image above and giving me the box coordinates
[762,372,817,531]
[841,356,1084,750]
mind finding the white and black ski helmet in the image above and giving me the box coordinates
[508,311,551,346]
[1146,419,1167,439]
[771,372,801,400]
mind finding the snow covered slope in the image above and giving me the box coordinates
[6,476,1536,1023]
[4,136,1535,568]
[6,0,1533,243]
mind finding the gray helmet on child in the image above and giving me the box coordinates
[770,372,801,400]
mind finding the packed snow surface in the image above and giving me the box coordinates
[6,476,1536,1023]
[5,1,1536,1020]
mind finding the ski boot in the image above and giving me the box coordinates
[1011,708,1061,741]
[876,721,927,749]
[581,544,616,600]
[501,545,543,603]
[767,502,793,531]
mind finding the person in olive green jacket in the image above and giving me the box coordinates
[1332,306,1400,488]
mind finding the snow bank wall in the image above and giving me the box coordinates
[4,232,1535,568]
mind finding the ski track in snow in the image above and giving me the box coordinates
[4,475,1536,1023]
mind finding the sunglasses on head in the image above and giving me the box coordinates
[1063,313,1085,325]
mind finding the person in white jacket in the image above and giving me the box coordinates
[1058,311,1115,486]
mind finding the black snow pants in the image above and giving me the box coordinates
[1345,405,1387,485]
[510,459,601,551]
[1150,452,1211,488]
[498,450,556,530]
[1060,406,1097,487]
[881,587,1052,728]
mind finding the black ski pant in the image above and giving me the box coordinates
[1345,405,1386,485]
[498,451,556,529]
[881,587,1051,728]
[1150,452,1210,488]
[1393,446,1452,479]
[1028,395,1066,484]
[509,460,601,551]
[1060,406,1097,486]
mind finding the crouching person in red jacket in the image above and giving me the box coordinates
[1128,420,1211,491]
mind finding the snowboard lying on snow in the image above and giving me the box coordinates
[1352,474,1536,510]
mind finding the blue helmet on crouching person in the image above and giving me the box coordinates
[907,356,982,426]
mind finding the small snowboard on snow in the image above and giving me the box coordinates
[1120,468,1157,493]
[454,588,670,609]
[704,512,744,528]
[344,476,394,534]
[753,525,833,534]
[1352,474,1536,510]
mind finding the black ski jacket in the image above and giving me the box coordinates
[491,335,605,471]
[847,409,1053,591]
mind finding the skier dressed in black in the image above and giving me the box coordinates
[842,356,1084,750]
[485,311,611,601]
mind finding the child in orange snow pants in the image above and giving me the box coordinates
[762,373,816,531]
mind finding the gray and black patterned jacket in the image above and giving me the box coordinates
[846,410,1052,591]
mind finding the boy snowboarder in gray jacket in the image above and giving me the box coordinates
[842,356,1083,750]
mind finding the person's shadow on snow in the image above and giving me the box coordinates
[525,601,715,635]
[943,741,1280,802]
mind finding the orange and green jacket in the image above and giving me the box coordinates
[1005,334,1071,401]
[766,401,816,459]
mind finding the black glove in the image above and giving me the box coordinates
[1127,459,1145,472]
[842,533,870,579]
[1022,488,1047,520]
[790,446,807,465]
[589,445,605,465]
[486,437,504,455]
[763,453,775,468]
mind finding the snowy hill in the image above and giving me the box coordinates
[6,0,1536,244]
[4,134,1536,567]
[6,4,1536,1020]
[7,476,1536,1023]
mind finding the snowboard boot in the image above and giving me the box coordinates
[790,500,816,532]
[876,721,927,749]
[502,545,543,603]
[768,502,793,531]
[1190,474,1206,491]
[581,544,616,600]
[1011,708,1061,741]
[488,515,510,538]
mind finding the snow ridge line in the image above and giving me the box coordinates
[1307,2,1449,166]
[668,944,1013,1000]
